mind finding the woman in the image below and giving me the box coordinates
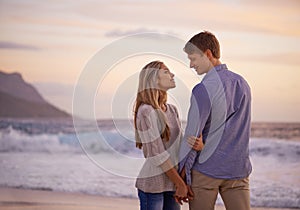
[133,60,187,210]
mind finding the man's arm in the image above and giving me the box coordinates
[178,84,211,185]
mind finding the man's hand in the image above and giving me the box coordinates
[187,134,204,151]
[187,185,194,201]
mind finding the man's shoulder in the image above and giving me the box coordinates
[222,69,251,96]
[224,68,246,81]
[192,82,206,92]
[191,83,210,100]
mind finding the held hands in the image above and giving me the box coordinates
[174,182,188,204]
[174,184,194,205]
[174,135,202,205]
[187,134,204,151]
[174,169,194,205]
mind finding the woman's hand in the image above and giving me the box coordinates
[175,184,194,204]
[174,182,188,205]
[187,134,204,151]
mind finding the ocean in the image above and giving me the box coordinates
[0,118,299,208]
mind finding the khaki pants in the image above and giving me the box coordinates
[189,170,250,210]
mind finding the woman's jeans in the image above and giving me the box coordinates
[138,189,180,210]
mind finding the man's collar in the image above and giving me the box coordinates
[203,64,227,81]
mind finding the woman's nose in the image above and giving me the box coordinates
[190,62,194,68]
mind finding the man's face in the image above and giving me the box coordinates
[187,52,211,75]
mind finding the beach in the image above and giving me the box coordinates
[0,119,299,209]
[0,187,295,210]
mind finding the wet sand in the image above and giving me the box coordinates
[0,187,294,210]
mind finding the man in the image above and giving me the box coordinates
[178,31,252,210]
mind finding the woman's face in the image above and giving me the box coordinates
[157,63,176,91]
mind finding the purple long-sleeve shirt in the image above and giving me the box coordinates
[178,64,252,185]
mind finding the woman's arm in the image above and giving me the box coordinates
[160,159,188,204]
[137,105,188,203]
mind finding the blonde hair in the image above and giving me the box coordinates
[134,61,170,149]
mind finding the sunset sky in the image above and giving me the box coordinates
[0,0,299,122]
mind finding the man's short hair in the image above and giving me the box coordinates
[184,31,220,59]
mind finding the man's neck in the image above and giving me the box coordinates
[212,59,221,66]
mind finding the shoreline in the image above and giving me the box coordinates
[0,187,295,210]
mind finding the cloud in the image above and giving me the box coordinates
[105,28,153,37]
[105,28,178,38]
[0,41,41,51]
[259,52,300,66]
[234,52,300,66]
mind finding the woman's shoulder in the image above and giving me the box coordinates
[137,104,155,116]
[166,103,178,114]
[137,103,178,116]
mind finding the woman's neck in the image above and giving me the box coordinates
[160,103,167,112]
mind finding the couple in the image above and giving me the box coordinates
[133,31,252,210]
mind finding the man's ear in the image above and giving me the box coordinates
[204,49,213,59]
